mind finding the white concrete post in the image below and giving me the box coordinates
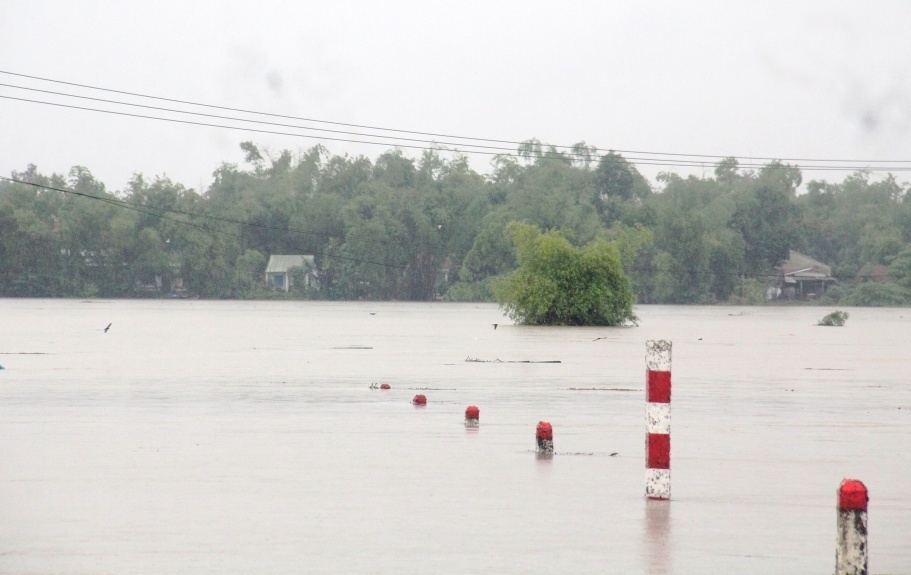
[836,478,868,575]
[645,340,671,500]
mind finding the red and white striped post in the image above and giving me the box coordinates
[645,340,671,500]
[836,479,868,575]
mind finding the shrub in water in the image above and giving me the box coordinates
[817,310,849,326]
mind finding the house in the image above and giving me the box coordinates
[774,250,837,300]
[265,255,319,292]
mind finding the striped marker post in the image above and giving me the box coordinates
[645,340,672,500]
[836,479,868,575]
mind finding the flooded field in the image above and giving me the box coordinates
[1,300,909,574]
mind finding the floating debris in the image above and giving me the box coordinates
[804,368,850,371]
[465,356,560,364]
[527,450,617,457]
[566,387,638,392]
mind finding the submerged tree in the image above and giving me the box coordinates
[495,222,636,326]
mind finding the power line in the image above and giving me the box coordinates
[4,93,909,173]
[2,69,911,169]
[0,82,519,155]
[0,69,527,146]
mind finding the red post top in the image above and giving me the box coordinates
[465,405,480,419]
[838,479,868,512]
[412,394,427,405]
[536,421,553,440]
[380,383,391,390]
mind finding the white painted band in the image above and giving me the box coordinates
[836,509,868,575]
[645,468,671,499]
[646,340,672,371]
[646,402,671,434]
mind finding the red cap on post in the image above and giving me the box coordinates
[838,479,868,511]
[412,394,427,406]
[536,421,553,440]
[465,405,479,419]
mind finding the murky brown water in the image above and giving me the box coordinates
[1,300,909,574]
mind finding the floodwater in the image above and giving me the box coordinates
[1,300,909,574]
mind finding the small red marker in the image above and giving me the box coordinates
[465,405,479,427]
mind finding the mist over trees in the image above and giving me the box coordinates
[3,140,911,306]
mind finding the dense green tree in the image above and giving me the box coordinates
[731,177,797,273]
[495,222,636,325]
[4,141,911,307]
[457,210,516,283]
[842,282,909,306]
[594,152,652,226]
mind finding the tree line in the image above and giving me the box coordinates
[2,140,911,306]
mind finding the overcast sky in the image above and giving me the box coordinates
[2,1,910,192]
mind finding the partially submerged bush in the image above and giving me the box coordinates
[817,310,849,326]
[494,222,637,326]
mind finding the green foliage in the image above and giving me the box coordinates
[4,143,911,305]
[888,249,911,292]
[726,277,767,305]
[235,249,266,295]
[842,282,910,307]
[494,222,636,326]
[817,310,849,326]
[444,277,497,302]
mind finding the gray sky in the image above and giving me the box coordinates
[2,0,910,192]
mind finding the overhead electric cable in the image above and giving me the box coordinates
[0,82,519,154]
[0,69,526,146]
[2,69,910,167]
[2,94,908,172]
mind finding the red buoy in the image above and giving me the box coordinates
[380,383,391,390]
[412,394,427,406]
[465,405,480,427]
[536,421,554,454]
